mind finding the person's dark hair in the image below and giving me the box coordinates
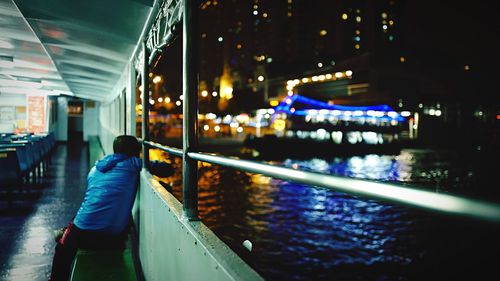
[113,135,141,158]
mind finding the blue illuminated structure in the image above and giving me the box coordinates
[274,94,405,122]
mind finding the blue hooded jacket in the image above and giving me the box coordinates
[73,154,142,234]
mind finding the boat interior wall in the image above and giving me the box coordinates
[137,171,264,281]
[0,93,25,106]
[83,100,99,142]
[55,96,68,141]
[0,94,25,133]
[1,0,155,101]
[99,100,120,154]
[47,96,57,133]
[97,60,138,153]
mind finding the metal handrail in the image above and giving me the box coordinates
[144,141,500,224]
[144,140,182,156]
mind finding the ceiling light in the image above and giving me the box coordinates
[0,56,14,68]
[16,77,41,83]
[0,79,42,88]
[0,55,14,61]
[0,87,52,95]
[0,40,14,49]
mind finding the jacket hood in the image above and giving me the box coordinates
[95,154,132,173]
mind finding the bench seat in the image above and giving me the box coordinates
[70,240,138,281]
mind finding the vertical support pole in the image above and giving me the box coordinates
[128,64,137,136]
[182,0,199,220]
[141,41,150,169]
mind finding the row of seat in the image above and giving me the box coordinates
[0,132,56,208]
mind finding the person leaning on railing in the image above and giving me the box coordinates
[48,135,174,281]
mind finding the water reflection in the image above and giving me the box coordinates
[257,181,421,280]
[281,149,490,199]
[152,148,500,281]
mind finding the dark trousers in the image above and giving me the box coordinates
[49,221,128,281]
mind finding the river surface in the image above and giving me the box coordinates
[154,146,500,281]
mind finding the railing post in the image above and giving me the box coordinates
[182,0,199,220]
[141,40,150,168]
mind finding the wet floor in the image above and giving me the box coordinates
[0,143,89,281]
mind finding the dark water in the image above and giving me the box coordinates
[158,147,500,281]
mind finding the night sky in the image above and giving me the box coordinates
[152,1,500,106]
[403,1,499,69]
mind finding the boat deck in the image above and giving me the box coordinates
[0,142,89,281]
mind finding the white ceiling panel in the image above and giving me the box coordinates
[0,0,155,101]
